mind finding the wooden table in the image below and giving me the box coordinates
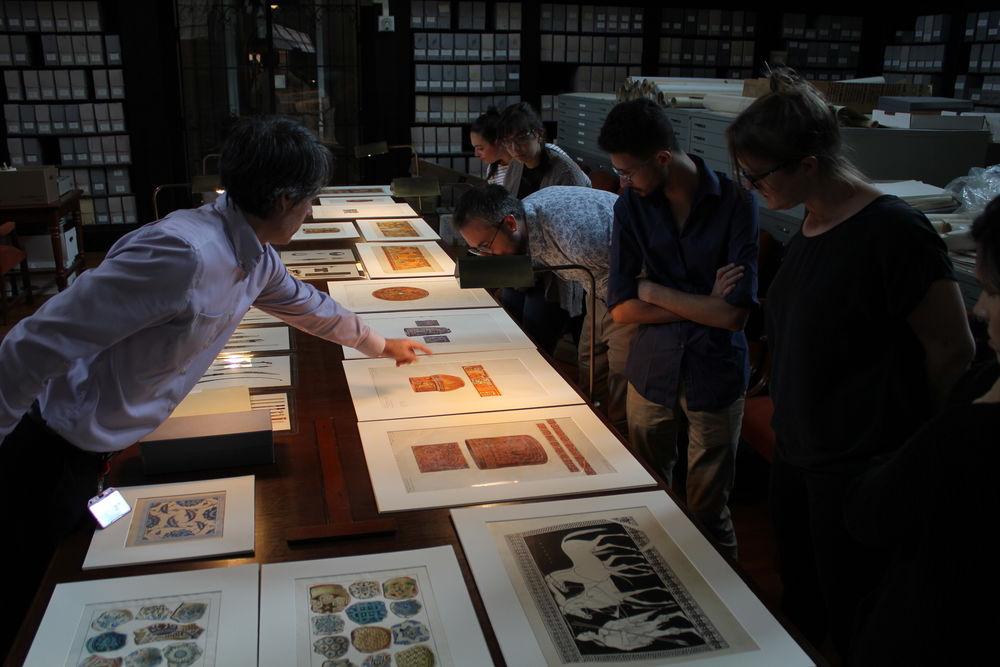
[4,255,825,667]
[0,189,86,292]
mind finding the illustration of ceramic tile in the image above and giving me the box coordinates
[377,220,418,237]
[125,492,226,548]
[298,567,442,667]
[383,246,432,271]
[467,435,548,470]
[68,592,220,667]
[370,286,431,302]
[412,442,469,473]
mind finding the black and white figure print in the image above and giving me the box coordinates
[508,517,727,663]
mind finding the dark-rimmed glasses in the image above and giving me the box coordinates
[738,162,790,190]
[467,220,505,256]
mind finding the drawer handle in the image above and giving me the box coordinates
[694,122,707,128]
[693,147,705,154]
[692,135,706,141]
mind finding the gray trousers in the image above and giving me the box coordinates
[627,382,744,557]
[577,298,636,435]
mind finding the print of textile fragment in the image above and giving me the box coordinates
[371,287,430,301]
[466,435,548,469]
[423,335,450,343]
[536,422,579,473]
[403,326,451,336]
[409,374,465,393]
[414,320,439,326]
[377,220,418,237]
[304,226,343,234]
[128,492,225,547]
[462,364,501,397]
[547,419,596,475]
[508,519,727,661]
[383,246,431,271]
[412,442,469,473]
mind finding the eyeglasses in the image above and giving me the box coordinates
[611,157,655,184]
[467,219,505,256]
[501,131,538,149]
[738,162,790,190]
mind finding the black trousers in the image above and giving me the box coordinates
[769,453,891,663]
[0,413,105,659]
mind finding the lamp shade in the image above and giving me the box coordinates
[391,176,441,197]
[455,255,535,289]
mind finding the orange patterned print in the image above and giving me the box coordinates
[371,286,430,301]
[547,418,596,475]
[377,220,418,237]
[462,365,501,397]
[536,422,579,472]
[466,435,548,469]
[383,246,431,270]
[409,374,465,393]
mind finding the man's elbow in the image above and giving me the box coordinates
[609,304,634,324]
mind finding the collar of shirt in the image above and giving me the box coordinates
[213,193,265,275]
[642,154,722,231]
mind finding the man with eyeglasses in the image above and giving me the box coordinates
[598,99,759,559]
[453,184,635,433]
[496,102,591,198]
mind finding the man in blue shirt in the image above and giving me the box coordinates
[453,184,635,433]
[599,99,758,557]
[0,117,428,654]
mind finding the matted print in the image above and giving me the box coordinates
[259,547,491,667]
[452,492,815,667]
[327,277,497,313]
[24,564,258,667]
[83,476,254,569]
[318,195,395,205]
[343,348,583,421]
[312,202,417,220]
[290,222,360,241]
[355,242,455,279]
[357,218,440,242]
[220,326,290,355]
[280,248,356,265]
[319,185,392,197]
[250,391,293,432]
[195,354,292,390]
[288,263,361,280]
[358,405,655,511]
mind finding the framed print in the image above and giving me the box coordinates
[359,405,656,512]
[451,492,814,667]
[82,475,255,569]
[343,308,533,359]
[319,184,392,197]
[318,195,395,205]
[343,348,584,421]
[220,325,291,355]
[357,218,441,242]
[239,306,281,327]
[312,202,418,220]
[288,263,361,280]
[281,248,356,265]
[290,222,359,241]
[251,391,293,432]
[355,241,456,279]
[259,546,491,667]
[24,564,259,666]
[195,354,293,390]
[327,277,497,313]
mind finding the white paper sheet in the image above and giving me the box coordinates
[327,277,497,313]
[312,202,418,220]
[196,354,292,390]
[281,248,356,265]
[343,308,533,358]
[259,546,491,667]
[355,241,456,278]
[220,325,291,354]
[343,348,584,421]
[290,222,360,241]
[250,392,292,431]
[24,564,259,667]
[452,493,814,667]
[289,263,361,280]
[356,217,441,242]
[360,405,656,511]
[318,195,395,205]
[319,184,392,196]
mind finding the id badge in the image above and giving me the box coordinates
[87,487,132,528]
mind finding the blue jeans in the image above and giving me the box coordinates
[500,284,574,354]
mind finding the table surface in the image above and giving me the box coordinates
[5,240,826,667]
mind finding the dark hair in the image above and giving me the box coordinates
[726,67,864,183]
[454,184,525,229]
[973,195,1000,290]
[598,98,678,157]
[470,107,502,144]
[219,115,331,218]
[497,102,545,142]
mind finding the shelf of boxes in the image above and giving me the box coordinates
[658,8,757,79]
[777,13,863,81]
[1,1,136,227]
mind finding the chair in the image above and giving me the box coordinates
[0,221,32,324]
